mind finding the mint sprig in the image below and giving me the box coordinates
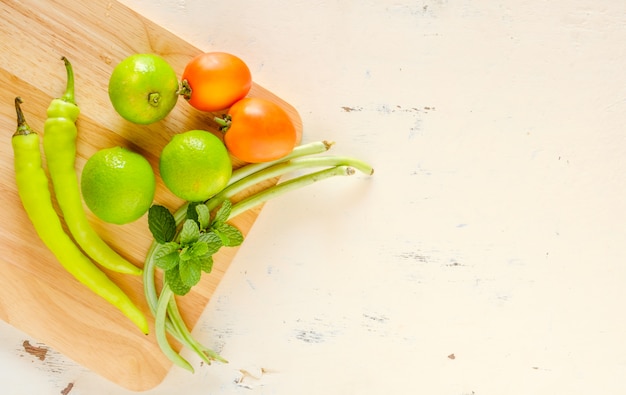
[148,200,243,296]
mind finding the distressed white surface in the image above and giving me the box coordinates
[3,1,626,394]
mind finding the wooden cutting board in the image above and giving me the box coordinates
[0,0,301,391]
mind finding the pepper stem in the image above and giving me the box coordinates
[60,56,76,105]
[13,97,33,137]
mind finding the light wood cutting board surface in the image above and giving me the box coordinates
[0,0,301,391]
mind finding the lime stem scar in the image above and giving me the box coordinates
[148,92,161,107]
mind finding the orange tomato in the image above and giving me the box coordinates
[222,97,297,163]
[181,52,252,112]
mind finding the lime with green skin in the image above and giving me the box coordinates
[81,146,156,225]
[160,130,232,202]
[108,54,179,125]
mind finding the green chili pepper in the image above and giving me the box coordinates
[43,57,142,276]
[12,97,149,334]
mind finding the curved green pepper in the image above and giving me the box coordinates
[43,57,142,276]
[12,97,148,334]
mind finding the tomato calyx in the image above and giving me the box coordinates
[178,79,192,101]
[213,115,232,132]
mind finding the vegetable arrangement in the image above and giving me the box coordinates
[10,52,373,371]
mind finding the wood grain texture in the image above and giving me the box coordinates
[0,0,301,391]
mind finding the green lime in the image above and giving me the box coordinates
[81,147,156,225]
[108,53,179,125]
[160,130,232,202]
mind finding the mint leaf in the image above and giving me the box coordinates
[148,205,176,243]
[196,204,210,230]
[198,255,214,273]
[210,200,242,246]
[198,231,222,255]
[165,268,191,296]
[154,242,181,270]
[179,245,192,261]
[214,222,244,247]
[213,200,232,225]
[180,219,200,245]
[189,240,209,258]
[186,201,201,223]
[156,251,180,271]
[179,258,202,288]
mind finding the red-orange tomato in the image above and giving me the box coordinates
[182,52,252,112]
[224,97,297,163]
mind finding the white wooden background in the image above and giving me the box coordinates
[2,1,626,394]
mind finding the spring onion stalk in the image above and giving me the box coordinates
[144,245,223,366]
[155,284,194,372]
[228,140,334,184]
[143,243,198,349]
[147,250,223,368]
[206,156,374,213]
[144,142,374,370]
[167,297,227,364]
[169,143,368,229]
[229,165,356,219]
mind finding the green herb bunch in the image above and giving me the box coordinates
[148,200,243,296]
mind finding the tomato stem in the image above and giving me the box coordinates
[178,79,192,100]
[213,115,231,131]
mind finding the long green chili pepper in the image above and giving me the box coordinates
[11,97,149,334]
[43,57,142,276]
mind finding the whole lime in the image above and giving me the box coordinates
[81,147,156,225]
[108,53,179,125]
[160,130,232,202]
